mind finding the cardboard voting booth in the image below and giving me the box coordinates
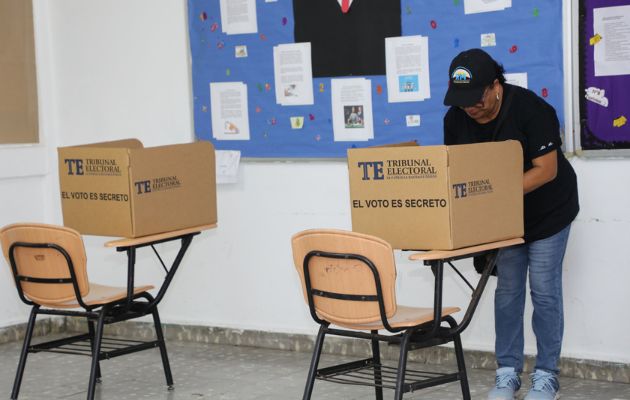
[58,139,217,238]
[347,141,523,250]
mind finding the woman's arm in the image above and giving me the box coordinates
[523,150,557,194]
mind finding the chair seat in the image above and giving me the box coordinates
[329,305,461,330]
[37,283,154,309]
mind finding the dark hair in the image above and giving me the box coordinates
[493,60,506,84]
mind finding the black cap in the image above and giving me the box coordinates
[443,49,498,107]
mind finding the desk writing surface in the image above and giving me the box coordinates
[408,238,524,262]
[104,223,217,248]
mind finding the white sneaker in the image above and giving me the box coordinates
[524,369,560,400]
[487,367,521,400]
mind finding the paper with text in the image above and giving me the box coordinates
[594,5,630,77]
[385,35,430,103]
[464,0,511,15]
[220,0,258,35]
[273,42,315,106]
[504,72,528,89]
[210,82,251,141]
[331,78,374,142]
[216,150,241,184]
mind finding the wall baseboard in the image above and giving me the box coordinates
[2,318,628,384]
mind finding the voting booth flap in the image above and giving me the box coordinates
[347,141,523,250]
[58,139,217,238]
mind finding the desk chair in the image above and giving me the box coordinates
[0,223,170,400]
[291,229,468,400]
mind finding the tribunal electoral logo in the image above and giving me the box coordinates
[357,158,437,181]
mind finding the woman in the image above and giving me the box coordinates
[443,48,579,400]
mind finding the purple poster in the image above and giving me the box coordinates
[581,0,630,150]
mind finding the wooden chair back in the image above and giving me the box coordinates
[0,223,89,305]
[291,229,397,326]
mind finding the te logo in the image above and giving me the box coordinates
[64,159,84,175]
[452,183,467,198]
[134,180,151,194]
[357,161,384,181]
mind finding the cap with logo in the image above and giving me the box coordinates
[443,48,498,107]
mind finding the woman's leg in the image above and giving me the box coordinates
[495,243,529,372]
[527,225,571,375]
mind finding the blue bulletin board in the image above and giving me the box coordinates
[187,0,564,158]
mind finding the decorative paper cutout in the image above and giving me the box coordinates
[290,116,304,129]
[585,87,609,107]
[235,45,248,58]
[590,33,602,46]
[481,33,496,47]
[613,116,627,128]
[406,115,421,127]
[336,0,354,13]
[294,0,401,77]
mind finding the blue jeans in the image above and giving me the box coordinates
[494,225,571,375]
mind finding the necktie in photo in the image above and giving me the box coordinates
[341,0,350,13]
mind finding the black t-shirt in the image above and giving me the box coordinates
[293,0,401,77]
[444,84,579,242]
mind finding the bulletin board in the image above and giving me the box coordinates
[187,0,564,158]
[579,0,630,151]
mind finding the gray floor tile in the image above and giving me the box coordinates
[1,336,628,399]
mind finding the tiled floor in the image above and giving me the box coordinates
[0,337,629,399]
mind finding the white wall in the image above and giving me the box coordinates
[1,0,628,364]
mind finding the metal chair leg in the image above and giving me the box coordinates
[303,324,328,400]
[454,333,471,400]
[394,331,412,400]
[87,319,102,382]
[11,306,39,400]
[371,331,383,400]
[87,309,106,400]
[152,308,174,390]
